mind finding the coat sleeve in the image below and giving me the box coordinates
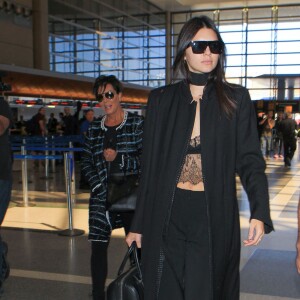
[81,127,102,193]
[235,88,274,233]
[134,116,144,156]
[130,91,159,233]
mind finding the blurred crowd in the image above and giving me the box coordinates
[11,103,96,137]
[257,110,299,166]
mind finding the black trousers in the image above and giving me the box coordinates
[283,137,296,163]
[91,212,134,300]
[158,188,210,300]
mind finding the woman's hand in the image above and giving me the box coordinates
[104,148,117,161]
[126,232,142,248]
[243,219,265,246]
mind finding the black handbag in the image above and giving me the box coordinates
[105,127,140,212]
[107,241,144,300]
[107,174,139,212]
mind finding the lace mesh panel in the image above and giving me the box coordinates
[178,135,203,185]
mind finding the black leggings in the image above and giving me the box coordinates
[158,188,210,300]
[91,212,134,300]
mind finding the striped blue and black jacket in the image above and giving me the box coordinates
[81,111,144,242]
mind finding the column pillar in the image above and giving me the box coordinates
[32,0,49,70]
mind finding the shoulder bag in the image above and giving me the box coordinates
[106,241,144,300]
[107,173,138,212]
[106,126,140,212]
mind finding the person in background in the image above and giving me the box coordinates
[47,112,58,136]
[273,111,284,158]
[73,101,82,135]
[15,115,27,135]
[79,109,95,189]
[126,15,273,299]
[56,112,65,135]
[62,107,76,136]
[31,107,47,137]
[0,96,13,295]
[257,111,265,142]
[280,112,297,167]
[259,110,275,159]
[80,109,95,136]
[81,75,144,300]
[29,107,47,167]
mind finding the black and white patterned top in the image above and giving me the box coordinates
[81,111,144,242]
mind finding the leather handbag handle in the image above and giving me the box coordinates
[117,241,142,280]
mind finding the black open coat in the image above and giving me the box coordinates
[131,80,273,299]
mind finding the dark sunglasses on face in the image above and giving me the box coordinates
[189,40,223,54]
[96,91,115,102]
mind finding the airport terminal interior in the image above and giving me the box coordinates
[1,0,300,299]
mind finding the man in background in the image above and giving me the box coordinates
[280,112,297,167]
[47,112,58,135]
[79,109,95,189]
[0,96,13,294]
[273,111,284,158]
[80,109,95,136]
[63,107,76,135]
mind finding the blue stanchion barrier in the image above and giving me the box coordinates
[10,135,84,145]
[12,146,21,151]
[11,135,84,154]
[20,146,83,152]
[14,154,63,160]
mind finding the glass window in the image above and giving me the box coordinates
[49,1,300,95]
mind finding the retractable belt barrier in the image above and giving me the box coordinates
[11,134,83,180]
[12,135,85,236]
[14,154,63,159]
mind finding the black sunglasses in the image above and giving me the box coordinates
[96,91,115,102]
[189,40,223,54]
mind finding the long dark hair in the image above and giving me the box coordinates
[93,75,123,99]
[173,16,236,118]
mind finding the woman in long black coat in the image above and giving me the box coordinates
[127,16,273,300]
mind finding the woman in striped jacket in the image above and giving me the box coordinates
[81,75,144,300]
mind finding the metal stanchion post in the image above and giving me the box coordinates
[69,142,76,195]
[51,136,55,173]
[58,152,84,236]
[45,136,49,177]
[40,137,53,180]
[17,146,35,207]
[64,150,68,196]
[19,138,32,184]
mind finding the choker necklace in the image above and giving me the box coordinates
[189,72,209,86]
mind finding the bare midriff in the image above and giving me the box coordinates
[177,181,204,191]
[177,153,204,191]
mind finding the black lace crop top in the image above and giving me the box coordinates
[187,135,201,154]
[178,135,203,185]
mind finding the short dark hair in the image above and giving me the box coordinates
[93,75,123,100]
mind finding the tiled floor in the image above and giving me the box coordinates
[1,145,300,299]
